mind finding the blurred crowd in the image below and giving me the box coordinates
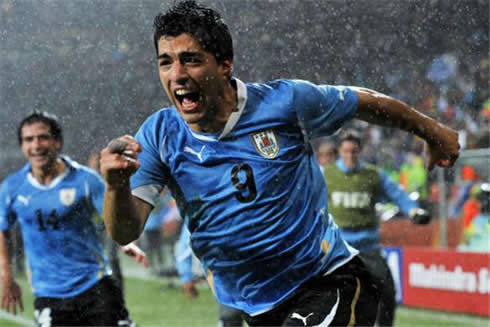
[1,0,488,170]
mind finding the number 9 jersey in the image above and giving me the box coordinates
[131,78,360,315]
[0,157,110,298]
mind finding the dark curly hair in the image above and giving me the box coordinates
[18,110,63,146]
[153,0,233,63]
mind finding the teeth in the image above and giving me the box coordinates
[175,89,193,96]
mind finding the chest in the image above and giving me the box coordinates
[326,170,379,208]
[12,181,90,231]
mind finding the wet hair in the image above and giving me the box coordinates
[312,137,337,155]
[18,110,63,145]
[338,129,362,148]
[153,0,233,63]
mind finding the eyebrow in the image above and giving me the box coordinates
[157,51,203,60]
[22,133,51,140]
[157,53,170,60]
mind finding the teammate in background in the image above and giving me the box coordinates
[322,129,430,326]
[0,111,147,326]
[176,227,244,327]
[313,138,338,168]
[100,1,459,325]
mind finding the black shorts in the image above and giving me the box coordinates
[34,276,134,327]
[243,256,380,326]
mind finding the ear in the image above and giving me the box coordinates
[219,59,233,79]
[55,139,63,152]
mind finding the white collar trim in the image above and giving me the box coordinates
[27,169,69,190]
[218,78,247,139]
[188,78,247,142]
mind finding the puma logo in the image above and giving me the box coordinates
[290,289,339,327]
[339,89,345,101]
[291,312,314,326]
[184,145,206,162]
[17,195,31,206]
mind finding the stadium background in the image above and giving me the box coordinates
[0,0,489,326]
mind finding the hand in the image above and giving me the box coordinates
[1,279,24,315]
[425,124,460,171]
[100,135,142,189]
[122,242,149,268]
[410,208,431,225]
[182,281,199,299]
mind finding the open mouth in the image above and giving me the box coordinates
[175,89,200,112]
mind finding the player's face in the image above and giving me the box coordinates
[316,143,336,166]
[338,140,361,170]
[21,122,61,172]
[157,33,232,130]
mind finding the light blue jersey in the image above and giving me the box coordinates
[0,157,110,298]
[131,78,359,315]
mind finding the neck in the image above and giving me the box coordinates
[31,158,66,185]
[339,158,359,172]
[191,80,238,134]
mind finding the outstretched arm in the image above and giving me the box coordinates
[378,171,431,224]
[353,87,460,170]
[100,135,153,245]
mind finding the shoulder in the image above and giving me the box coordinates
[140,107,181,131]
[360,163,384,183]
[246,79,317,94]
[361,163,381,176]
[63,157,104,185]
[136,107,183,143]
[362,163,378,172]
[245,79,323,113]
[323,163,339,173]
[1,165,29,193]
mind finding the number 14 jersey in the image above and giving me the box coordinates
[0,157,109,298]
[131,78,359,315]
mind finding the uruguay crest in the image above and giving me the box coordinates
[59,188,76,206]
[251,129,280,159]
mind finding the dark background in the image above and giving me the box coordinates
[1,0,488,178]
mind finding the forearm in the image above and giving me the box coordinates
[354,88,448,144]
[103,185,146,245]
[0,231,14,284]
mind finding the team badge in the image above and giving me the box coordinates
[59,188,76,206]
[251,129,280,159]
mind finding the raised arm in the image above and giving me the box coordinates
[353,87,460,170]
[100,136,153,245]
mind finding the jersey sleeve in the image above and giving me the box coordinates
[292,80,359,140]
[130,112,170,206]
[0,179,16,231]
[378,170,418,214]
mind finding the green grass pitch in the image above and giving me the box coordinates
[1,260,488,327]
